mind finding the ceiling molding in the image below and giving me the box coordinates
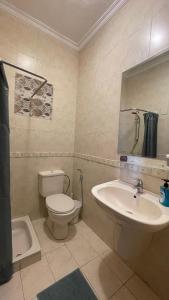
[79,0,128,50]
[0,0,79,50]
[0,0,128,51]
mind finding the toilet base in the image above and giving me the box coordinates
[70,201,82,224]
[47,217,68,240]
[46,200,82,240]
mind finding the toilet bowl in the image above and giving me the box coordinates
[38,170,82,240]
[46,195,81,239]
[46,194,81,240]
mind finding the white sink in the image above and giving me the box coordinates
[91,180,169,258]
[92,180,169,232]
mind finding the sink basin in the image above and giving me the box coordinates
[92,180,169,259]
[92,180,169,232]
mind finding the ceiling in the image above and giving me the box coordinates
[0,0,127,49]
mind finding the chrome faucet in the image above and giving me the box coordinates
[134,178,144,194]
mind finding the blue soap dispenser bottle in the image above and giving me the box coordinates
[160,179,169,207]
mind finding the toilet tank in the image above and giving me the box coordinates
[38,170,65,197]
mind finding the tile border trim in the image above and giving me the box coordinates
[10,152,169,178]
[74,153,169,179]
[10,152,74,158]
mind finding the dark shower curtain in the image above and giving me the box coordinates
[142,112,159,158]
[0,62,13,284]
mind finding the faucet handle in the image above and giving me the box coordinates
[134,178,144,194]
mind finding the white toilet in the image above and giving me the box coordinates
[38,170,82,239]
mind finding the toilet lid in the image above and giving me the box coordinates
[46,194,75,214]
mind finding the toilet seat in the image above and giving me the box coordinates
[46,194,75,214]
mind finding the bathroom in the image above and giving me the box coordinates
[0,0,169,299]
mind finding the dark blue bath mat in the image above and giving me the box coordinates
[37,269,98,300]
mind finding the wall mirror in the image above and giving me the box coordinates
[118,50,169,160]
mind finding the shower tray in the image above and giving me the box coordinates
[12,216,41,271]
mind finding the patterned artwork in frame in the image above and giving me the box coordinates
[14,73,53,120]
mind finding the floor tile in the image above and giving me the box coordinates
[101,249,133,283]
[65,235,98,266]
[74,220,93,238]
[21,256,54,300]
[32,218,45,234]
[111,286,136,300]
[81,257,122,300]
[86,232,110,255]
[46,245,78,280]
[63,224,81,242]
[0,271,24,300]
[64,221,91,242]
[75,221,110,255]
[32,218,64,254]
[126,275,160,300]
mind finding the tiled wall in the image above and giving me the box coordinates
[14,73,54,119]
[73,0,169,299]
[1,1,169,298]
[0,9,78,218]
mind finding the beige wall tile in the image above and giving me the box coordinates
[73,158,119,249]
[0,9,78,219]
[150,2,169,56]
[11,156,73,219]
[130,226,169,300]
[73,1,169,299]
[1,1,169,299]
